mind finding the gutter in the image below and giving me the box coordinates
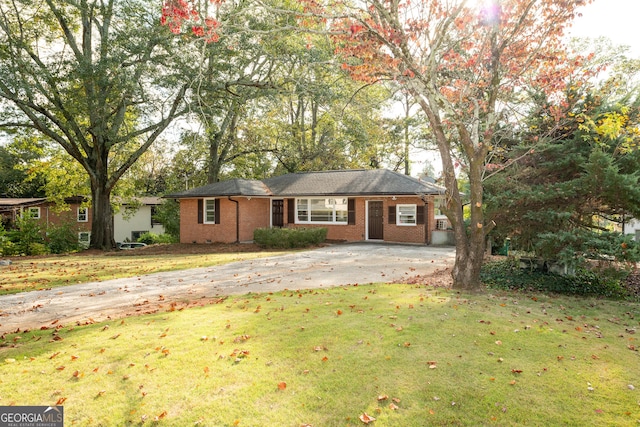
[228,196,240,244]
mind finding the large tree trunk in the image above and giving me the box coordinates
[417,95,489,291]
[90,184,115,250]
[87,151,115,250]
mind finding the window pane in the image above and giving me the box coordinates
[297,199,308,221]
[335,198,348,223]
[310,199,332,222]
[397,205,416,224]
[205,199,216,223]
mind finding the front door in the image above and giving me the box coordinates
[368,201,383,240]
[272,199,284,227]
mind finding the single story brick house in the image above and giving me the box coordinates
[165,169,446,245]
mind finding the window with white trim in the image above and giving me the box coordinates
[77,207,88,222]
[204,198,217,224]
[296,198,348,224]
[26,207,40,219]
[396,204,417,225]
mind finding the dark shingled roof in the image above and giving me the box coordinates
[263,169,443,196]
[165,170,444,198]
[165,179,271,198]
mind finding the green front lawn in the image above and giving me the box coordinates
[1,283,638,426]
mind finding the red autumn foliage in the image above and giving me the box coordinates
[161,0,221,43]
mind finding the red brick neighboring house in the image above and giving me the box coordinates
[165,169,446,245]
[0,197,93,246]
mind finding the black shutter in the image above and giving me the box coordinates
[388,206,396,224]
[287,198,295,223]
[197,199,203,224]
[215,199,221,224]
[417,205,425,225]
[348,198,356,225]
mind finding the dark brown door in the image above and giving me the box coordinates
[368,201,383,240]
[272,199,284,227]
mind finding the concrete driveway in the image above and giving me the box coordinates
[0,243,455,334]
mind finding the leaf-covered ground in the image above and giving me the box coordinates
[0,283,638,426]
[0,244,291,295]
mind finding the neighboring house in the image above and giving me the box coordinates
[623,217,640,241]
[113,197,165,243]
[165,169,447,245]
[0,196,92,246]
[0,196,165,246]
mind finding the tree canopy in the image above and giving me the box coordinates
[0,0,187,249]
[317,0,595,290]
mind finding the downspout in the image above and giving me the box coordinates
[228,196,240,244]
[424,200,430,245]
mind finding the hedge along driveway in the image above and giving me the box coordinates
[0,243,455,333]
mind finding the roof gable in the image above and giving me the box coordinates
[166,169,444,199]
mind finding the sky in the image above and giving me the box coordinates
[569,0,640,58]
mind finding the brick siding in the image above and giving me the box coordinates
[179,195,438,245]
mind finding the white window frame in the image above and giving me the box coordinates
[396,204,417,226]
[77,207,88,222]
[203,198,217,224]
[296,198,348,225]
[25,207,40,219]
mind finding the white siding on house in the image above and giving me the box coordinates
[624,218,640,241]
[113,203,165,242]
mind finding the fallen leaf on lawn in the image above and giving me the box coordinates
[511,369,523,374]
[55,397,67,405]
[392,397,400,403]
[277,381,287,390]
[56,366,65,371]
[377,395,388,401]
[49,352,60,359]
[389,403,399,410]
[72,370,84,378]
[359,413,376,424]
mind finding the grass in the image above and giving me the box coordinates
[0,250,287,295]
[0,283,638,426]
